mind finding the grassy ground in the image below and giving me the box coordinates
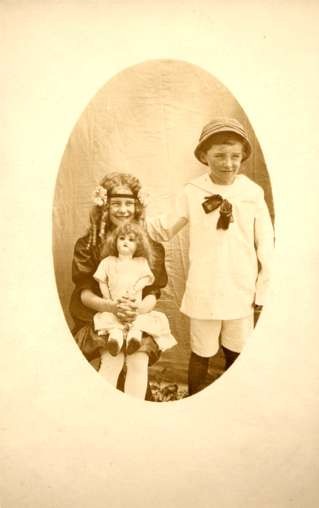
[150,381,189,402]
[149,348,226,401]
[149,369,225,401]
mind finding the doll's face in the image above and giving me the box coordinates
[108,185,136,227]
[201,141,244,185]
[117,233,137,258]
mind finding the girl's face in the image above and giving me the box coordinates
[108,185,136,227]
[201,141,244,185]
[117,233,137,258]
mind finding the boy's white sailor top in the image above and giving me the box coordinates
[147,173,274,320]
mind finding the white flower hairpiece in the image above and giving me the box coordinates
[92,185,108,206]
[137,188,150,207]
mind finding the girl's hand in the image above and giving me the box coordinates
[115,296,138,323]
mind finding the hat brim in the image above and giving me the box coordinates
[194,127,252,164]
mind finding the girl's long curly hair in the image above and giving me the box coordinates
[101,222,153,266]
[86,172,145,249]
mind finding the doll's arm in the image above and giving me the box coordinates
[142,241,167,299]
[132,261,155,294]
[124,269,157,318]
[99,280,111,300]
[88,259,117,312]
[136,294,157,315]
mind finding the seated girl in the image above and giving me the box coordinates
[69,171,171,400]
[93,222,176,398]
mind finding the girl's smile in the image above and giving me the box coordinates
[109,185,136,226]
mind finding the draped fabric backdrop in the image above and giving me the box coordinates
[53,60,274,385]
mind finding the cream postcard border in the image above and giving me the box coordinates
[1,2,319,507]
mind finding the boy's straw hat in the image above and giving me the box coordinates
[194,117,252,163]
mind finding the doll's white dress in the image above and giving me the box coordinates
[93,256,176,351]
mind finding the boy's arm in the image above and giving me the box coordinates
[146,189,189,242]
[254,194,275,306]
[146,215,188,242]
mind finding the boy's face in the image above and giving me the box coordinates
[117,233,137,258]
[201,141,244,185]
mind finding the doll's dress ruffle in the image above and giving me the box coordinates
[94,310,177,351]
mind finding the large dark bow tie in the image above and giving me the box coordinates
[202,194,233,230]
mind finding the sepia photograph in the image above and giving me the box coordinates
[53,59,275,401]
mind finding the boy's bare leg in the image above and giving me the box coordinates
[99,351,125,387]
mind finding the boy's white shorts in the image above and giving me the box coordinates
[190,314,254,357]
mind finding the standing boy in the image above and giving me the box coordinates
[147,118,274,394]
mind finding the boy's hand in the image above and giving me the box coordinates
[253,303,263,326]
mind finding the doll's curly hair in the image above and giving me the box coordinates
[101,222,153,266]
[87,172,145,249]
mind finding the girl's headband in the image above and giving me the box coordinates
[92,185,149,207]
[108,192,136,199]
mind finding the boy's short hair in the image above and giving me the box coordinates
[194,117,252,164]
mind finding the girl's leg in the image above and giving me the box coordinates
[124,352,149,399]
[99,351,125,387]
[188,352,210,395]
